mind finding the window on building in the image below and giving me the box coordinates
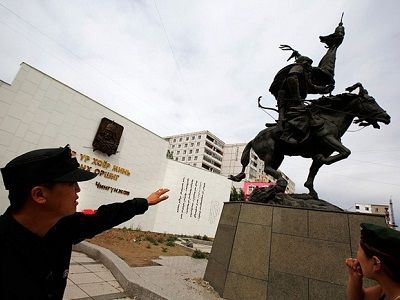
[183,150,186,154]
[173,139,176,142]
[172,145,175,148]
[194,156,197,160]
[198,135,201,139]
[175,157,178,161]
[186,137,189,141]
[375,208,379,212]
[178,145,181,148]
[179,137,182,142]
[193,163,196,167]
[177,151,180,155]
[182,157,185,161]
[189,150,192,154]
[184,143,188,147]
[365,207,369,211]
[197,142,200,146]
[190,143,194,147]
[188,157,191,161]
[192,136,195,140]
[355,205,360,209]
[196,149,199,153]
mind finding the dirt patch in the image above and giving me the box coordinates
[87,228,195,267]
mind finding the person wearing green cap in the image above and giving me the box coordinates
[0,145,169,299]
[345,223,400,300]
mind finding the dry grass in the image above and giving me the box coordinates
[87,228,194,267]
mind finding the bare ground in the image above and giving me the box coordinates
[87,228,195,267]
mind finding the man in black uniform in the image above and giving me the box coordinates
[0,145,169,299]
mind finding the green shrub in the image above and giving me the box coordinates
[145,236,158,245]
[166,240,175,247]
[146,243,151,249]
[193,235,202,240]
[192,249,207,259]
[161,247,168,253]
[167,235,178,242]
[202,235,210,241]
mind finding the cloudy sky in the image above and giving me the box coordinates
[1,0,399,222]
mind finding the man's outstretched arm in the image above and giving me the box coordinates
[59,188,169,243]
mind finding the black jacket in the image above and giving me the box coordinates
[0,198,148,300]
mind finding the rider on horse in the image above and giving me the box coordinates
[269,47,334,144]
[269,17,345,144]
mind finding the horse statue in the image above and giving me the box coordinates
[229,83,391,199]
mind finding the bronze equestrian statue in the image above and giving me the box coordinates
[229,15,390,199]
[229,84,390,199]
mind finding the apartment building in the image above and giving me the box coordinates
[165,130,224,174]
[221,143,269,181]
[355,203,393,226]
[221,143,295,193]
[165,133,295,193]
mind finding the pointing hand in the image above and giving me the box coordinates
[147,188,169,206]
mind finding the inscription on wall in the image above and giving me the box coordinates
[71,150,131,196]
[176,177,205,220]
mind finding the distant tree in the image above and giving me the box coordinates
[230,186,239,201]
[239,188,245,201]
[230,187,245,201]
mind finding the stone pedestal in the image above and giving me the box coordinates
[204,202,386,300]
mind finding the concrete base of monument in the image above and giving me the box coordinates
[204,201,386,300]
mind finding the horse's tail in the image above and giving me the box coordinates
[240,140,253,169]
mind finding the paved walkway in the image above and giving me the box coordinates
[64,251,134,300]
[66,241,222,300]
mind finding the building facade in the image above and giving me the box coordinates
[0,63,231,237]
[165,131,224,174]
[355,203,392,226]
[355,204,372,213]
[166,136,295,194]
[221,143,270,182]
[221,143,295,194]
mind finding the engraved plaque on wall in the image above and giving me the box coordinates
[92,118,124,156]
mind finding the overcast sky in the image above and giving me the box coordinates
[1,0,399,222]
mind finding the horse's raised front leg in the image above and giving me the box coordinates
[316,135,351,165]
[304,158,324,199]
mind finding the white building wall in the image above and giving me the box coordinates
[355,203,372,214]
[130,159,231,237]
[0,63,231,236]
[0,64,168,213]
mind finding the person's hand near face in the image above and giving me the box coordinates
[345,257,363,278]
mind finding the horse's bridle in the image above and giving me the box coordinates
[355,96,387,120]
[309,95,387,124]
